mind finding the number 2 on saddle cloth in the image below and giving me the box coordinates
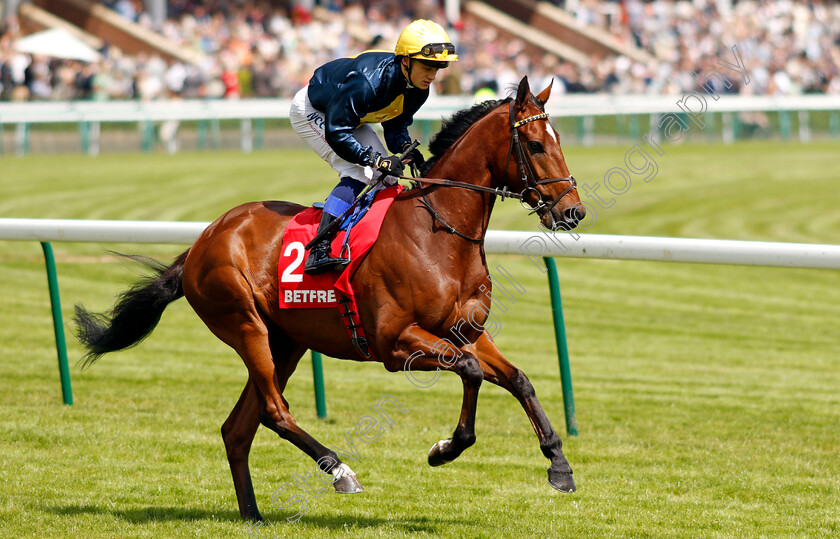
[277,185,404,358]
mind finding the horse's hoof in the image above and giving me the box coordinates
[334,473,364,493]
[332,464,364,493]
[242,510,264,522]
[427,439,452,467]
[547,469,576,493]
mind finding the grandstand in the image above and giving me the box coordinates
[1,0,838,153]
[1,0,838,101]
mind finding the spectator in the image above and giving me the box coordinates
[1,0,838,101]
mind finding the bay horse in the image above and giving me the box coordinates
[75,77,586,521]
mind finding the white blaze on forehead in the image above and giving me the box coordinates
[544,121,558,143]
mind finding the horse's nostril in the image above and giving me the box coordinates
[562,207,581,223]
[574,206,586,221]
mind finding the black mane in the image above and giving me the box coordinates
[420,98,512,175]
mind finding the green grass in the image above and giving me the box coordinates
[1,141,839,537]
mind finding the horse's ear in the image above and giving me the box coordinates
[536,79,553,107]
[515,76,531,109]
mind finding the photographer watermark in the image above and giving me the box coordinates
[404,263,526,389]
[246,46,753,534]
[520,43,752,271]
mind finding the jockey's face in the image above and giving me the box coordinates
[401,58,440,90]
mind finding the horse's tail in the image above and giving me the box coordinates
[74,249,190,368]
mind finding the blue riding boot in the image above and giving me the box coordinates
[304,177,365,275]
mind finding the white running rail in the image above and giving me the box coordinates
[2,218,839,270]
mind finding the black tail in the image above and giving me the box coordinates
[74,250,189,367]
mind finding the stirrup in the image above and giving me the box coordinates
[304,246,350,275]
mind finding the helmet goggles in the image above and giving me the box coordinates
[408,42,458,62]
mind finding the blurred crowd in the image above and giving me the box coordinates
[571,0,840,95]
[0,0,838,102]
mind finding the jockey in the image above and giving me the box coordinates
[290,19,458,274]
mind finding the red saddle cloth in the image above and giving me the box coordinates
[278,185,402,310]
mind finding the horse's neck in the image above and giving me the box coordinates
[421,140,496,240]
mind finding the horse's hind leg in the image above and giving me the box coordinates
[246,329,365,495]
[466,332,575,492]
[222,379,263,521]
[190,281,362,520]
[222,335,306,521]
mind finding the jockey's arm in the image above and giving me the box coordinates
[382,88,426,154]
[382,118,412,155]
[322,74,378,166]
[383,102,425,167]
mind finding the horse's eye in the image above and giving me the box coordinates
[527,141,545,154]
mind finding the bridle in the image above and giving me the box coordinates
[407,100,577,241]
[504,100,577,216]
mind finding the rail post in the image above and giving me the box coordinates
[197,120,207,149]
[141,120,154,152]
[80,121,90,155]
[40,242,73,405]
[779,110,792,140]
[254,119,265,150]
[15,122,29,156]
[311,351,327,419]
[543,257,577,436]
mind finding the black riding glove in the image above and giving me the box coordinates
[370,153,405,177]
[401,142,425,168]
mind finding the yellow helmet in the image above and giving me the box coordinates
[395,20,458,68]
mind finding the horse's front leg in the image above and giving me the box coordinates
[464,332,576,492]
[386,325,484,466]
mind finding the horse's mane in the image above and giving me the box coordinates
[420,97,513,175]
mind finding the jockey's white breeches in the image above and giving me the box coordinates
[290,85,388,186]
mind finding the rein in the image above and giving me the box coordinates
[403,176,522,200]
[404,100,577,240]
[416,185,483,242]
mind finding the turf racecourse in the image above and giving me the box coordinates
[1,141,838,538]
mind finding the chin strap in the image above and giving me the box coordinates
[402,57,417,89]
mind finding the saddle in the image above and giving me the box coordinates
[277,185,403,358]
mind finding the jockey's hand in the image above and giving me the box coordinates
[371,153,405,177]
[401,142,425,168]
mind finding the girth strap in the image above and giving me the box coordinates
[338,295,372,359]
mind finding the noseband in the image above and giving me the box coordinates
[505,100,577,215]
